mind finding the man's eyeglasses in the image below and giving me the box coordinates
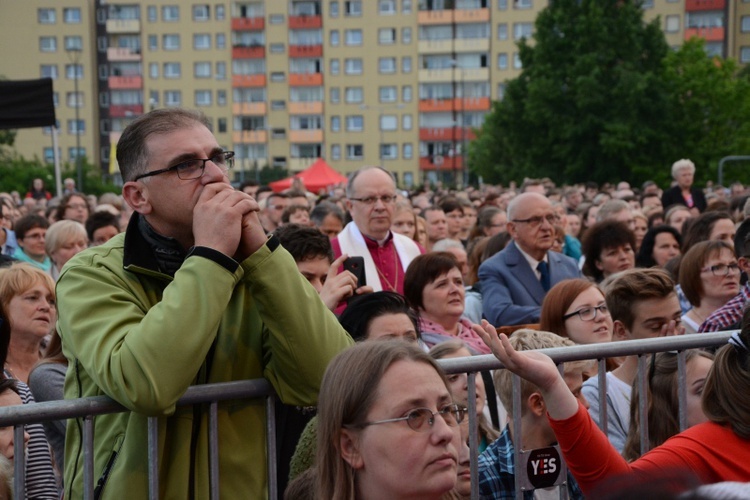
[351,403,465,432]
[349,195,397,206]
[134,151,235,181]
[563,304,609,322]
[701,263,740,277]
[511,214,560,228]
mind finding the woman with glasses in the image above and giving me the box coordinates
[679,241,740,334]
[12,214,51,273]
[316,341,464,500]
[622,350,714,461]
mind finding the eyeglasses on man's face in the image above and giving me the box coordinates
[134,151,235,181]
[352,403,465,432]
[563,304,609,322]
[349,195,397,206]
[511,213,560,228]
[701,263,740,277]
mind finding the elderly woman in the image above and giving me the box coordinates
[582,220,636,283]
[45,220,88,280]
[404,252,489,354]
[661,159,707,215]
[316,341,464,500]
[679,241,740,334]
[53,193,91,225]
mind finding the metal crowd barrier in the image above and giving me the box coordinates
[0,331,733,500]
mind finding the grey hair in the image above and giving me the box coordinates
[432,239,465,253]
[671,159,695,179]
[345,166,396,198]
[310,201,345,225]
[596,199,630,223]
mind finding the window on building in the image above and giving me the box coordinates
[165,90,182,106]
[270,72,285,82]
[345,29,363,45]
[514,23,533,40]
[63,8,81,23]
[271,100,286,110]
[65,36,83,51]
[216,5,225,20]
[379,0,396,14]
[403,143,413,159]
[402,57,412,73]
[67,119,85,134]
[162,5,179,21]
[330,1,340,17]
[149,63,159,79]
[741,47,750,63]
[52,93,59,107]
[40,37,57,52]
[330,59,340,75]
[147,6,157,21]
[346,116,364,131]
[194,62,211,78]
[345,87,364,103]
[641,0,654,8]
[148,35,158,51]
[149,90,159,108]
[345,1,362,16]
[665,15,680,33]
[193,5,210,21]
[742,16,750,32]
[497,23,508,40]
[38,8,56,24]
[195,90,212,106]
[379,28,396,44]
[402,85,412,102]
[164,62,181,78]
[69,147,86,161]
[380,86,397,103]
[270,43,285,53]
[514,0,532,9]
[194,34,211,49]
[513,52,522,69]
[346,144,364,159]
[218,117,227,133]
[403,0,412,13]
[497,53,508,69]
[379,57,397,73]
[216,33,226,49]
[330,30,340,46]
[380,144,397,160]
[271,128,286,139]
[331,116,341,132]
[66,64,83,79]
[269,14,284,24]
[497,0,507,9]
[402,115,412,130]
[163,34,180,50]
[66,92,83,108]
[43,147,60,163]
[331,144,341,160]
[345,58,363,74]
[380,115,398,131]
[402,27,412,44]
[215,61,226,79]
[330,87,340,103]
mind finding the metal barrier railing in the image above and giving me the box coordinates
[0,331,734,500]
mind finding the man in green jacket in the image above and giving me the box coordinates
[56,108,354,499]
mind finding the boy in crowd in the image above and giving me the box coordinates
[478,329,587,499]
[583,268,683,452]
[274,224,371,311]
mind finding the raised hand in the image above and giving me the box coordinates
[319,254,360,311]
[193,184,259,257]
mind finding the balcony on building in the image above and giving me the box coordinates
[108,75,142,89]
[232,102,267,115]
[110,104,144,118]
[419,155,463,171]
[106,19,140,34]
[232,74,267,87]
[107,47,141,61]
[685,0,725,11]
[289,14,322,29]
[232,130,268,143]
[418,97,490,113]
[290,157,319,171]
[289,44,323,58]
[231,16,265,31]
[418,127,477,142]
[289,73,323,86]
[289,129,324,143]
[684,26,725,42]
[232,44,265,59]
[418,8,489,25]
[289,101,324,114]
[289,0,322,28]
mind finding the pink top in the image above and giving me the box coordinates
[419,317,491,354]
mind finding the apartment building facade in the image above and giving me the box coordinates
[0,0,746,187]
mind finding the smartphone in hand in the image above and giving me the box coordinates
[343,256,366,288]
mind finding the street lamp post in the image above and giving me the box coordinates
[66,47,83,193]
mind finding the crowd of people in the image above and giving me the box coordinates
[1,108,750,498]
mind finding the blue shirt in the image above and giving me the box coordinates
[477,425,584,499]
[1,228,18,256]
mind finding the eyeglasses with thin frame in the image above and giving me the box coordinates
[348,195,397,206]
[511,214,560,228]
[563,303,609,322]
[701,263,740,277]
[350,403,465,432]
[134,151,235,181]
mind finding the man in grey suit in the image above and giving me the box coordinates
[479,192,582,326]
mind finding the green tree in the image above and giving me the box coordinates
[470,0,674,185]
[0,153,119,196]
[661,39,750,186]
